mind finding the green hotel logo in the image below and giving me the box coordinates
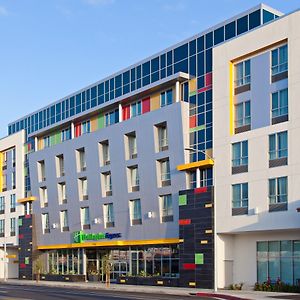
[73,231,121,243]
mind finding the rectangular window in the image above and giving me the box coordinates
[81,120,91,134]
[131,101,142,117]
[42,213,50,234]
[160,194,173,223]
[271,44,288,76]
[80,207,90,229]
[129,199,142,225]
[37,160,46,182]
[58,182,67,204]
[60,210,69,232]
[269,176,288,206]
[269,131,288,163]
[160,89,173,107]
[235,60,251,87]
[2,174,7,191]
[12,171,16,189]
[271,89,288,120]
[232,141,248,167]
[44,136,50,148]
[77,148,86,172]
[61,128,71,142]
[10,217,16,236]
[99,140,110,166]
[79,178,88,200]
[0,196,5,213]
[232,183,248,215]
[10,194,16,212]
[40,187,48,208]
[156,122,168,152]
[126,132,137,160]
[0,219,4,237]
[159,159,171,187]
[129,166,139,192]
[102,172,112,197]
[103,203,114,228]
[11,148,16,166]
[56,154,65,177]
[235,101,251,129]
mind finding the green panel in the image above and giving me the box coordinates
[18,218,23,226]
[55,131,61,145]
[25,257,30,264]
[24,167,28,177]
[195,253,204,265]
[189,91,197,97]
[98,114,105,129]
[189,125,206,133]
[179,195,187,206]
[50,134,55,146]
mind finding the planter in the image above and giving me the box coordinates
[87,274,100,282]
[117,276,179,287]
[37,274,86,282]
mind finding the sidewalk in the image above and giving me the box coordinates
[2,279,299,300]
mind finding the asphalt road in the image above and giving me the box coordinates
[0,284,210,300]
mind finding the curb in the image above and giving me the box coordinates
[196,292,250,300]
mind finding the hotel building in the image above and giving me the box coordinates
[1,3,299,288]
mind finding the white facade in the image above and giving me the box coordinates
[0,130,25,279]
[213,9,300,288]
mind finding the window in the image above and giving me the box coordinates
[3,151,7,167]
[10,218,16,236]
[79,178,88,200]
[77,148,86,172]
[44,136,50,148]
[58,182,67,204]
[81,120,91,134]
[232,141,248,168]
[232,183,248,214]
[42,213,50,234]
[235,60,250,87]
[56,154,65,177]
[105,109,119,127]
[11,171,16,189]
[160,89,173,107]
[80,207,90,229]
[129,166,139,192]
[269,131,288,163]
[103,203,114,228]
[160,194,173,222]
[159,159,171,186]
[99,140,110,166]
[129,199,142,225]
[11,148,16,166]
[257,240,300,285]
[2,174,7,191]
[156,122,168,152]
[40,187,48,208]
[271,44,288,76]
[61,128,71,142]
[10,194,16,212]
[37,160,46,182]
[131,101,142,117]
[269,176,288,207]
[0,219,4,237]
[126,132,137,160]
[235,101,251,129]
[60,210,69,232]
[271,89,288,120]
[102,172,112,196]
[0,196,5,214]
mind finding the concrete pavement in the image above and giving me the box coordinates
[1,279,299,300]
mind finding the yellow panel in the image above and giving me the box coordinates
[38,138,44,151]
[179,239,184,243]
[229,62,234,136]
[120,279,126,283]
[17,196,37,203]
[90,117,98,132]
[206,148,213,160]
[6,254,16,258]
[150,93,160,111]
[157,281,163,285]
[205,203,212,208]
[200,240,208,244]
[205,229,213,234]
[177,159,214,171]
[0,152,2,192]
[189,78,197,93]
[37,238,180,250]
[189,282,196,287]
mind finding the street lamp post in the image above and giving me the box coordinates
[184,147,217,292]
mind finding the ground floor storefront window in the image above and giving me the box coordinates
[257,240,300,285]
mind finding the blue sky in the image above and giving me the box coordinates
[0,0,299,137]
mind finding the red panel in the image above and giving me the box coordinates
[179,219,191,225]
[75,123,81,137]
[183,263,196,270]
[194,187,208,194]
[19,234,24,239]
[189,115,196,128]
[122,105,130,120]
[205,72,212,87]
[197,86,211,94]
[25,214,31,219]
[142,97,150,113]
[20,263,26,269]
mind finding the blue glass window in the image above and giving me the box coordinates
[263,10,275,24]
[142,75,150,86]
[115,74,122,89]
[225,21,236,40]
[151,72,159,83]
[160,68,166,79]
[189,55,196,76]
[206,49,212,73]
[237,15,248,35]
[167,51,173,66]
[136,65,141,79]
[197,52,204,75]
[160,54,166,68]
[123,84,130,94]
[205,32,213,49]
[109,78,114,91]
[174,43,188,63]
[105,81,109,93]
[151,57,159,73]
[189,39,196,56]
[249,10,261,30]
[197,36,204,53]
[131,68,136,81]
[142,61,150,77]
[214,27,224,45]
[123,71,130,85]
[174,59,188,73]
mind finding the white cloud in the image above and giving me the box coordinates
[0,6,8,16]
[83,0,115,5]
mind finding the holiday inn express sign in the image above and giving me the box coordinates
[73,231,122,243]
